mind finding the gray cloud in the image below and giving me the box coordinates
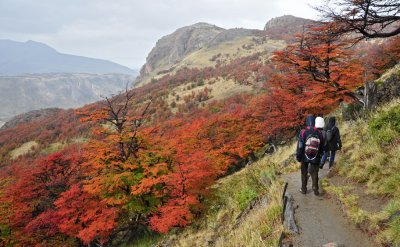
[0,0,321,69]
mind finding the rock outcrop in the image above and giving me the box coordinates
[138,24,268,79]
[264,15,314,40]
[140,23,225,76]
[138,15,316,81]
[207,28,263,47]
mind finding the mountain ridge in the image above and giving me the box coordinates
[137,15,312,83]
[0,39,136,75]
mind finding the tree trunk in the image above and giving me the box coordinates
[363,81,377,110]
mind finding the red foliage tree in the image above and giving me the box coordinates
[273,23,365,103]
[6,146,84,245]
[360,36,400,79]
[55,183,118,245]
[74,90,172,243]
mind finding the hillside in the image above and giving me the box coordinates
[0,40,136,75]
[0,13,398,247]
[0,108,63,130]
[320,67,400,246]
[0,73,135,123]
[323,102,400,246]
[135,17,307,86]
[155,68,400,247]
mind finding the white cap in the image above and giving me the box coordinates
[315,117,325,129]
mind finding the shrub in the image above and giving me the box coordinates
[369,105,400,144]
[235,187,258,210]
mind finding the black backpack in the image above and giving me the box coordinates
[326,126,335,142]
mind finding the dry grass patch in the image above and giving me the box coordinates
[9,141,38,159]
[138,37,286,86]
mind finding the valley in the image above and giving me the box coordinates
[0,40,138,123]
[0,73,135,123]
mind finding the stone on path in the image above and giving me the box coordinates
[322,243,342,247]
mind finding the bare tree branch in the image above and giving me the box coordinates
[316,0,400,39]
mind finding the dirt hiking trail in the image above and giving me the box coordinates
[283,167,376,247]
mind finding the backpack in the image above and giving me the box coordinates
[326,129,333,142]
[303,129,321,161]
[326,126,336,142]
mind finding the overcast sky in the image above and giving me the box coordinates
[0,0,322,69]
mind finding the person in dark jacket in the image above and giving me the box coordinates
[296,115,325,195]
[320,116,342,169]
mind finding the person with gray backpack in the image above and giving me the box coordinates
[320,116,342,169]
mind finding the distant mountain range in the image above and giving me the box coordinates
[0,40,138,123]
[0,73,135,123]
[0,39,136,75]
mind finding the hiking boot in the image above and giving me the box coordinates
[299,188,307,194]
[314,190,320,196]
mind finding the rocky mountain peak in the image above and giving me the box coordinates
[264,15,305,30]
[263,15,315,39]
[139,23,225,77]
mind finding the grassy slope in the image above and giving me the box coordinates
[137,36,285,86]
[322,99,400,246]
[165,78,254,113]
[180,37,285,69]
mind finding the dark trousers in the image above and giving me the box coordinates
[321,150,336,168]
[301,162,319,192]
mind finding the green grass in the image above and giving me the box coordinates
[124,233,161,247]
[369,105,400,144]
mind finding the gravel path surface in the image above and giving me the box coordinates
[283,167,377,247]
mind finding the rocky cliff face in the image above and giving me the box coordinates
[140,23,225,77]
[264,15,314,40]
[207,28,263,47]
[0,73,135,122]
[138,16,314,81]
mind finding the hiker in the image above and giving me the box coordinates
[296,115,325,195]
[320,116,342,169]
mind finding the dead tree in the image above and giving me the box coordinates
[100,87,152,161]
